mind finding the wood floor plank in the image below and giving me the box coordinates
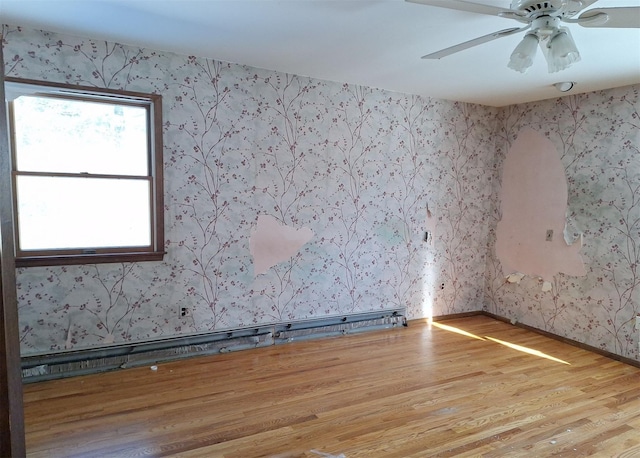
[23,316,640,457]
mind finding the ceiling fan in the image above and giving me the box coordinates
[407,0,640,73]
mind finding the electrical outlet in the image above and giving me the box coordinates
[545,229,554,242]
[440,282,445,290]
[180,307,190,317]
[635,315,640,330]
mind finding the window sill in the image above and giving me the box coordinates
[15,251,166,268]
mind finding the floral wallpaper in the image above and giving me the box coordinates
[3,25,638,363]
[2,25,494,355]
[485,89,640,361]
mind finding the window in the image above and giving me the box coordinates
[5,78,164,267]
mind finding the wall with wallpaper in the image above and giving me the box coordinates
[3,25,495,355]
[485,88,640,362]
[3,25,638,363]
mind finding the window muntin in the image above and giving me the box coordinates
[6,79,164,267]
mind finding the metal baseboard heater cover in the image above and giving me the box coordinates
[21,308,406,382]
[274,312,406,343]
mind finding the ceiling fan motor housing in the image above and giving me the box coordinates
[511,1,560,14]
[510,0,586,17]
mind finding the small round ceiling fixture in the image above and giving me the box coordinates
[554,81,575,92]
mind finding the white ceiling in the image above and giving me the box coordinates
[2,0,639,107]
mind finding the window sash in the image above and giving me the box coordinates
[6,77,164,267]
[12,93,150,176]
[14,173,153,254]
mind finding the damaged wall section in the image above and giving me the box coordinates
[496,127,586,284]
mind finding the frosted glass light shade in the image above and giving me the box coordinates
[547,30,581,73]
[508,33,539,73]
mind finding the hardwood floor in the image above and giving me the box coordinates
[23,316,640,457]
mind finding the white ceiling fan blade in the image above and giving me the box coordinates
[422,26,529,59]
[406,0,525,18]
[561,0,600,18]
[577,7,640,28]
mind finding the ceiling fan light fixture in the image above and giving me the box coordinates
[408,0,640,75]
[508,33,539,73]
[546,28,581,73]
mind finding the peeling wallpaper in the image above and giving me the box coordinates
[3,25,494,355]
[496,127,586,282]
[487,90,640,361]
[3,25,638,363]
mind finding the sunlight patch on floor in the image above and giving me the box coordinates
[431,321,486,341]
[484,336,571,365]
[430,321,571,365]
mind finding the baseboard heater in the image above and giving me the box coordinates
[21,308,406,383]
[274,310,406,343]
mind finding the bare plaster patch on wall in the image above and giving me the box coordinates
[496,127,586,282]
[250,215,314,276]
